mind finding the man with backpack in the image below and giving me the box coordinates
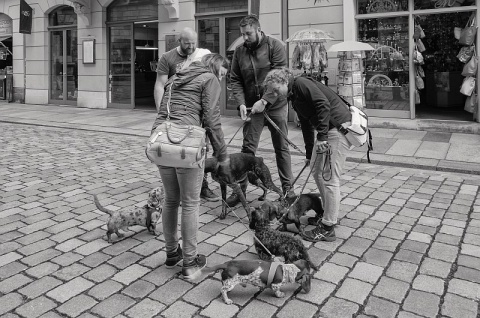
[228,14,295,206]
[263,68,353,243]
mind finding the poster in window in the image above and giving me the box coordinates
[83,39,95,64]
[165,34,177,52]
[434,72,450,92]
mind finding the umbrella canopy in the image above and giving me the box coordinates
[227,35,286,52]
[327,41,375,52]
[286,28,334,43]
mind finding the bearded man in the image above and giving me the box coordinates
[227,14,295,207]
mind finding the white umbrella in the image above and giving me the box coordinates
[327,41,375,52]
[286,28,334,43]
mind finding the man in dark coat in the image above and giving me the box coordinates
[228,14,294,206]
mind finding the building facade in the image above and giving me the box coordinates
[0,0,478,122]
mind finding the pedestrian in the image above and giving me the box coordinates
[154,27,218,202]
[152,53,230,280]
[263,68,352,242]
[228,14,295,206]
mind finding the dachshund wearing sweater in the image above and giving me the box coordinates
[203,259,311,304]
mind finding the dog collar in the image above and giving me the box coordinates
[266,262,282,287]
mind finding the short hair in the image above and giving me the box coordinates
[239,14,261,28]
[201,53,229,78]
[263,68,292,88]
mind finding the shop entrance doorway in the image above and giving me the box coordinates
[134,22,158,110]
[415,12,473,121]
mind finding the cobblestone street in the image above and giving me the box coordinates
[1,123,479,318]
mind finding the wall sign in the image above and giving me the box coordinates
[165,34,177,52]
[82,39,95,64]
[0,13,13,41]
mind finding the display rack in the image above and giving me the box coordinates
[337,51,366,108]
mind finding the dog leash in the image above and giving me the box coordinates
[223,198,277,261]
[263,112,306,156]
[227,108,252,145]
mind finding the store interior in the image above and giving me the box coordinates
[0,37,12,100]
[134,22,158,110]
[415,12,473,121]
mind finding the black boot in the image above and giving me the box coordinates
[200,174,220,202]
[225,177,248,207]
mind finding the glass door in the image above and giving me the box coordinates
[197,14,246,116]
[50,28,77,104]
[108,24,133,108]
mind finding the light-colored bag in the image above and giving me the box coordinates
[416,39,426,53]
[460,76,476,96]
[145,84,207,168]
[465,92,477,113]
[462,47,478,76]
[413,46,424,65]
[454,27,462,40]
[415,89,421,104]
[417,65,425,78]
[459,13,477,46]
[457,45,475,63]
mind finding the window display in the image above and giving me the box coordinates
[357,0,407,14]
[358,17,409,111]
[414,0,474,10]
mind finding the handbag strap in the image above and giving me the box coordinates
[165,83,173,120]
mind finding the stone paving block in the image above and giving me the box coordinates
[237,299,278,318]
[349,262,383,284]
[419,257,452,278]
[20,249,62,267]
[91,293,136,318]
[112,264,150,285]
[387,260,418,282]
[336,278,373,304]
[83,264,118,283]
[364,296,399,318]
[429,242,459,262]
[461,243,480,258]
[373,236,400,252]
[395,249,423,264]
[130,239,164,257]
[15,296,56,318]
[363,247,393,267]
[373,276,410,304]
[88,279,123,301]
[455,265,480,284]
[80,252,111,268]
[329,253,358,268]
[18,275,62,299]
[313,262,349,284]
[46,276,95,303]
[276,299,317,318]
[0,293,24,316]
[441,293,478,318]
[412,274,445,295]
[407,231,432,244]
[319,297,359,318]
[51,252,85,268]
[338,236,372,257]
[57,294,98,318]
[161,300,199,318]
[74,240,110,256]
[149,278,192,306]
[124,298,165,318]
[108,252,143,269]
[447,278,480,300]
[403,290,440,318]
[200,299,240,318]
[183,279,221,307]
[0,251,23,267]
[55,238,86,252]
[0,273,32,294]
[24,262,59,279]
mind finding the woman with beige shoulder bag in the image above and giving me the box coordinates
[149,53,230,280]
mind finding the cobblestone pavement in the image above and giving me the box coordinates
[1,123,480,318]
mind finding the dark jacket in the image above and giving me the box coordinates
[230,32,288,110]
[289,76,352,159]
[151,62,227,162]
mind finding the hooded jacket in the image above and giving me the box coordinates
[289,76,352,160]
[151,62,227,162]
[230,32,288,110]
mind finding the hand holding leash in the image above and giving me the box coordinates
[316,140,329,153]
[239,105,251,121]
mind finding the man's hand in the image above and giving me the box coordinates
[304,159,311,167]
[251,99,267,114]
[316,140,329,153]
[239,105,249,121]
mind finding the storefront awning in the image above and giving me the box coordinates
[0,13,13,42]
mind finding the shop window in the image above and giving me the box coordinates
[358,17,410,111]
[107,0,157,22]
[49,6,77,26]
[414,0,475,10]
[196,0,248,13]
[357,0,408,14]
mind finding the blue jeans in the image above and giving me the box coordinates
[158,166,203,264]
[241,105,293,191]
[310,128,350,226]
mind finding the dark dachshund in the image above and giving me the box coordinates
[249,206,319,271]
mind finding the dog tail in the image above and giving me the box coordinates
[93,194,115,216]
[201,263,228,274]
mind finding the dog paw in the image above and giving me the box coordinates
[275,291,285,298]
[258,196,265,201]
[225,299,233,305]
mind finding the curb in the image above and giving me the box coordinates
[3,119,480,176]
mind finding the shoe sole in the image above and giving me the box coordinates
[165,258,183,269]
[200,196,220,202]
[301,234,336,242]
[182,260,207,280]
